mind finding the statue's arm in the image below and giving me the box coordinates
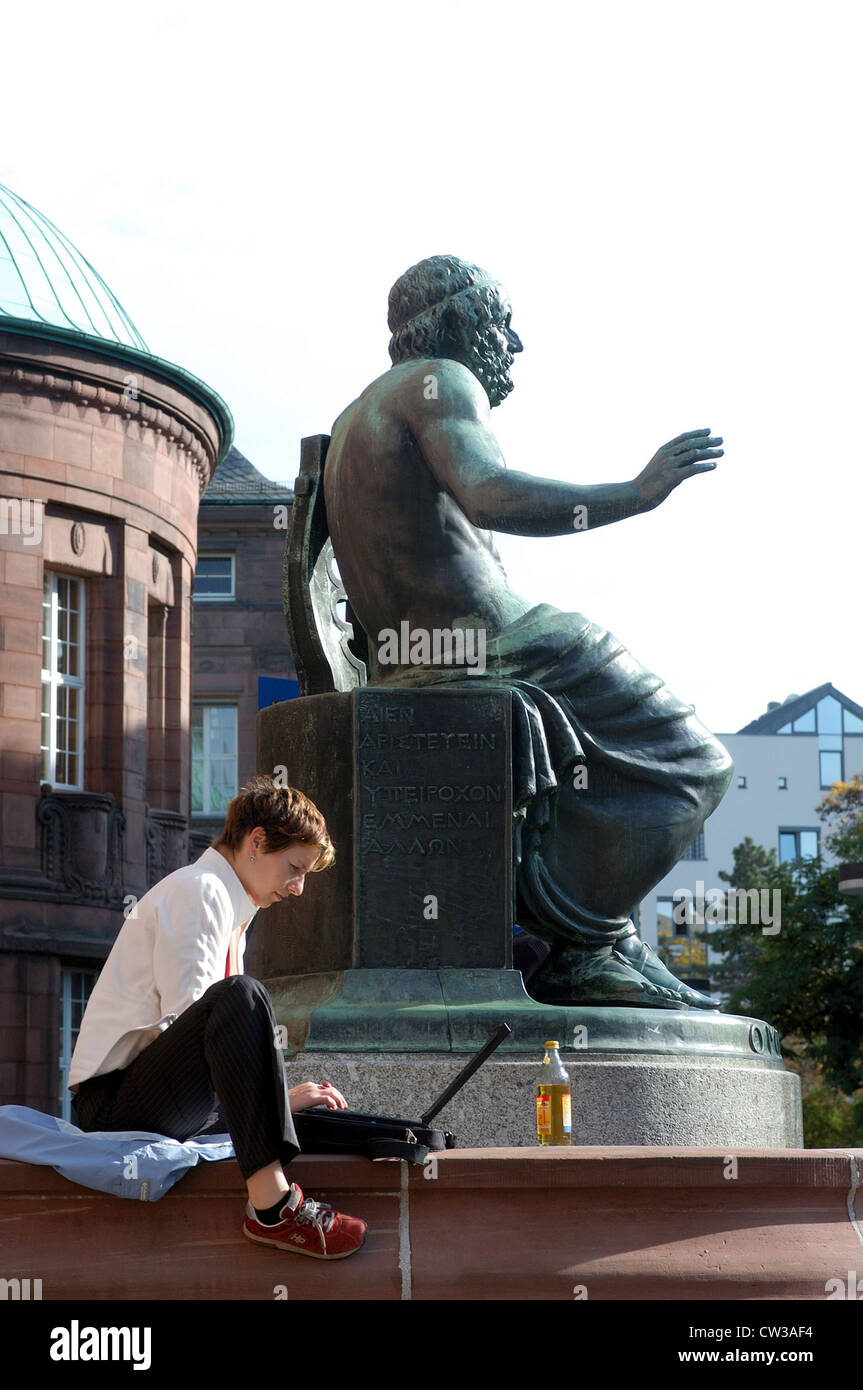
[408,362,722,538]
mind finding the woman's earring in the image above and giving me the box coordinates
[250,855,256,863]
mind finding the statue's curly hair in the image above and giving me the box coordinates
[388,255,505,362]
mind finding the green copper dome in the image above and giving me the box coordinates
[0,183,234,466]
[0,184,148,350]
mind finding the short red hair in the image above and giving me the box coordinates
[212,776,334,870]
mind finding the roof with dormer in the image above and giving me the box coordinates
[737,683,863,735]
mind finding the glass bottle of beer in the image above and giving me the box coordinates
[535,1040,572,1146]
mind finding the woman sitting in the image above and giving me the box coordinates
[69,775,366,1260]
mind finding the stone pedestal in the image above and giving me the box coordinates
[256,687,513,976]
[288,1049,801,1148]
[276,983,803,1147]
[258,692,803,1148]
[269,969,802,1147]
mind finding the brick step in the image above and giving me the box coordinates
[1,1147,861,1301]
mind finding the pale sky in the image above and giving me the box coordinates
[3,0,860,739]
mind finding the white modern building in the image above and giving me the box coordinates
[638,683,863,992]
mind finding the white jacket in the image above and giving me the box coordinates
[69,848,258,1088]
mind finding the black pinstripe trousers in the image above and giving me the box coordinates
[72,975,299,1180]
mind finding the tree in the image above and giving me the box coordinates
[709,777,863,1097]
[818,771,863,862]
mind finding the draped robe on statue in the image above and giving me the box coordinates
[372,602,734,949]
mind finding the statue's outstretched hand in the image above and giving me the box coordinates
[634,428,723,511]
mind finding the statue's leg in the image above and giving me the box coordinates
[469,603,734,1007]
[546,754,730,921]
[516,673,733,1008]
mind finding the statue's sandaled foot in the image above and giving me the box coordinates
[614,930,719,1010]
[530,945,685,1009]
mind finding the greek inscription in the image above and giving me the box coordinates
[358,731,497,751]
[361,759,400,777]
[362,811,491,830]
[366,837,461,855]
[365,705,415,723]
[364,784,502,804]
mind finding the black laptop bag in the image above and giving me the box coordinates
[293,1108,453,1164]
[291,1023,512,1165]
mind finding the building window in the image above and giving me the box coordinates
[779,829,819,864]
[192,705,238,815]
[680,830,706,860]
[657,896,686,939]
[41,572,85,789]
[819,749,843,789]
[59,967,97,1120]
[816,695,842,734]
[657,894,709,985]
[776,696,863,735]
[778,776,788,790]
[737,775,747,789]
[193,554,235,601]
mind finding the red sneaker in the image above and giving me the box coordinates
[243,1182,367,1260]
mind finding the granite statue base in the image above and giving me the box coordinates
[285,1049,801,1149]
[270,968,803,1147]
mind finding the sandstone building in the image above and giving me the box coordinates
[0,184,238,1113]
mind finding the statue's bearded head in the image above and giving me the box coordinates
[387,255,521,407]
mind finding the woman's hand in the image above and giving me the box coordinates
[288,1080,349,1113]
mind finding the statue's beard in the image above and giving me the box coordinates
[459,327,515,408]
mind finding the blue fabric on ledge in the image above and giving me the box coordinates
[0,1105,234,1201]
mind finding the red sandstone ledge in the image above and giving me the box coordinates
[2,1148,861,1301]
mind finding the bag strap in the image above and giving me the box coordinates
[365,1137,430,1165]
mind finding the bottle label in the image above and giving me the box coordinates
[536,1092,552,1136]
[562,1092,572,1133]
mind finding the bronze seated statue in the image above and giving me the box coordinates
[287,255,733,1009]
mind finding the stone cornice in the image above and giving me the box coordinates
[0,356,216,494]
[0,327,233,495]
